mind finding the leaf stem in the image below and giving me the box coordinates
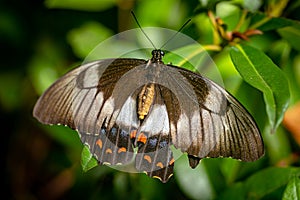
[234,10,248,31]
[249,16,271,30]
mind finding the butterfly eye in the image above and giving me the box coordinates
[159,50,164,57]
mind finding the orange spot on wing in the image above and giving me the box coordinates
[118,147,127,153]
[137,133,147,144]
[105,148,113,154]
[156,162,164,169]
[169,158,175,165]
[96,139,103,149]
[143,155,152,163]
[130,130,137,139]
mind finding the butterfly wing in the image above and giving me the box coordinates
[163,65,264,166]
[33,58,147,165]
[33,57,264,183]
[134,85,174,183]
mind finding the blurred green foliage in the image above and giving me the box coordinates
[2,0,300,199]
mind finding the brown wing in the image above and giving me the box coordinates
[162,66,264,166]
[33,58,146,165]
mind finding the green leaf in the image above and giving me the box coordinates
[135,0,186,28]
[245,167,300,199]
[81,145,98,172]
[43,126,82,151]
[216,2,242,31]
[282,175,300,200]
[278,25,300,51]
[219,167,300,199]
[230,44,290,132]
[250,12,297,31]
[174,154,215,200]
[67,22,113,58]
[264,126,291,164]
[244,0,262,12]
[45,0,116,11]
[217,182,245,200]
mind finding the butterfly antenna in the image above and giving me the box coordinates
[160,18,191,49]
[131,11,157,49]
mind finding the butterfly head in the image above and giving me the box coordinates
[151,49,164,63]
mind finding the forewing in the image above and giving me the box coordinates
[156,65,264,167]
[176,68,264,163]
[33,58,146,165]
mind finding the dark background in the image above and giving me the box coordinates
[2,0,300,199]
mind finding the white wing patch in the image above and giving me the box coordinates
[140,104,170,136]
[116,96,139,129]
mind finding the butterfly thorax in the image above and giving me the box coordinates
[138,50,164,120]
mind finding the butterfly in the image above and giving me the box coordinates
[33,46,264,183]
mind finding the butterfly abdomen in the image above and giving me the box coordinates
[138,83,155,120]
